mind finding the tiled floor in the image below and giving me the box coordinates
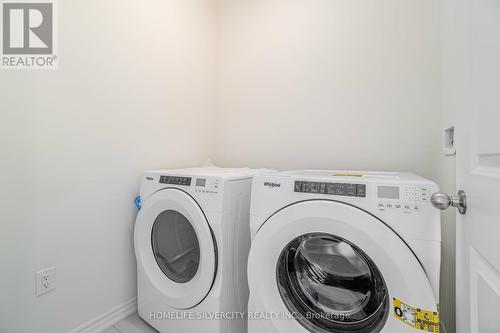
[102,313,158,333]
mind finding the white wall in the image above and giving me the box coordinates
[0,1,453,332]
[0,0,216,332]
[214,0,452,330]
[215,0,442,180]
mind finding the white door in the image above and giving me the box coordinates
[442,0,500,332]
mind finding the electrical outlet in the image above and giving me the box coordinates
[36,267,55,297]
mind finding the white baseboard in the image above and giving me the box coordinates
[68,297,137,333]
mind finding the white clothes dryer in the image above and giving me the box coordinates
[135,167,269,333]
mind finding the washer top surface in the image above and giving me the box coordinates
[264,169,432,183]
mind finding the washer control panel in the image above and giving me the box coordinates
[403,186,430,202]
[295,181,367,198]
[376,185,430,214]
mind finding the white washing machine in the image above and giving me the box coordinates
[134,167,269,333]
[248,170,441,333]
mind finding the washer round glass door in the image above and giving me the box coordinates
[135,189,217,310]
[247,200,438,333]
[277,233,388,332]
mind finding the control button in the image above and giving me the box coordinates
[413,205,420,211]
[386,203,393,209]
[403,204,412,214]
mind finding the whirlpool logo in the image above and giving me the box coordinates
[263,182,281,189]
[1,0,58,69]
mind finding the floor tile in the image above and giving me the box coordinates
[114,313,158,333]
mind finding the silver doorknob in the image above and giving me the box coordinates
[431,190,467,215]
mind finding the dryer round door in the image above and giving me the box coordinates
[135,189,217,310]
[248,200,438,333]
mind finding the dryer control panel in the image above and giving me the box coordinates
[159,175,192,186]
[156,175,221,195]
[193,177,220,195]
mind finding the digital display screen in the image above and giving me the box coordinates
[377,186,400,199]
[159,176,192,186]
[294,181,366,198]
[196,178,206,187]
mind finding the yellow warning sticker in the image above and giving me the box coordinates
[332,173,364,177]
[393,298,439,332]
